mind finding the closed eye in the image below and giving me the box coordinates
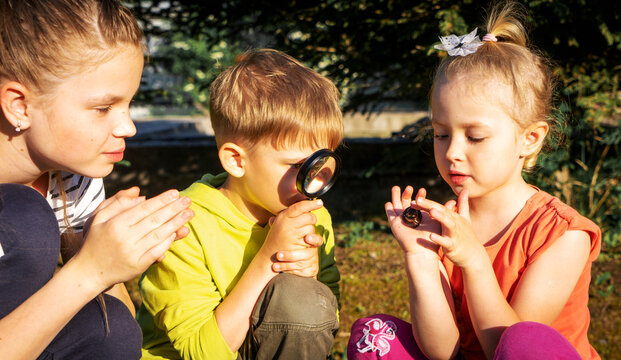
[290,161,304,169]
[468,136,485,143]
[95,105,112,114]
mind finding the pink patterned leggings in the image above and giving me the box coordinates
[347,314,582,359]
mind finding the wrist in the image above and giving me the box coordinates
[405,252,440,266]
[55,257,105,299]
[460,248,491,276]
[250,248,280,278]
[64,252,111,294]
[404,252,441,279]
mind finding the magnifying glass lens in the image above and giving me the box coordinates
[304,157,336,194]
[296,149,341,198]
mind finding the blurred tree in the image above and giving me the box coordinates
[127,0,618,112]
[127,0,620,249]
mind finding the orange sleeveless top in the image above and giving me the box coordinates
[441,189,601,360]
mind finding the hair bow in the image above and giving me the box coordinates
[434,28,483,56]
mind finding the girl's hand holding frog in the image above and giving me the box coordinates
[385,186,442,256]
[417,189,487,268]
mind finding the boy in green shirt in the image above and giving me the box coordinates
[137,49,343,359]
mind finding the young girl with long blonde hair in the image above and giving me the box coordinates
[348,2,600,359]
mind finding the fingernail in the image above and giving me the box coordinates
[277,252,284,260]
[181,196,191,206]
[183,209,194,220]
[169,190,180,200]
[316,200,323,206]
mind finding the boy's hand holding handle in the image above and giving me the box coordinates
[70,187,194,292]
[260,199,324,278]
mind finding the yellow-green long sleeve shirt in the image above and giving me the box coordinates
[137,173,341,359]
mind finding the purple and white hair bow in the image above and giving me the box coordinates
[434,28,484,56]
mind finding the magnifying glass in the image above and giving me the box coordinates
[296,149,341,199]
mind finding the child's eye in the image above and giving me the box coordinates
[290,161,304,169]
[95,105,112,114]
[468,136,485,143]
[433,134,448,140]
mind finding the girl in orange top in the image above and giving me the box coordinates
[348,1,600,359]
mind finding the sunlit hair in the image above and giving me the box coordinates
[209,48,343,151]
[0,0,144,335]
[0,0,144,96]
[432,1,556,170]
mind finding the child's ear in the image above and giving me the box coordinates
[520,121,549,158]
[0,81,31,131]
[218,142,246,178]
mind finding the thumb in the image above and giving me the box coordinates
[457,189,471,221]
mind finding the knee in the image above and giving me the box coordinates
[501,321,552,343]
[254,273,337,328]
[348,314,424,359]
[496,322,581,360]
[0,183,58,235]
[46,295,141,359]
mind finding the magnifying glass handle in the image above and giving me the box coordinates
[402,207,422,228]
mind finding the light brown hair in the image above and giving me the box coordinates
[0,0,144,96]
[432,1,556,170]
[0,0,144,334]
[209,49,343,151]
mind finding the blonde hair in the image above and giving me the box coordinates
[0,0,144,95]
[432,1,555,170]
[209,49,343,151]
[0,0,144,335]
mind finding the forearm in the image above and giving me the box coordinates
[406,254,459,360]
[461,258,520,359]
[0,259,101,360]
[214,251,276,352]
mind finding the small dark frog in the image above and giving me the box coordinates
[402,207,422,228]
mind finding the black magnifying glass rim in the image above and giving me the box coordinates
[295,149,341,198]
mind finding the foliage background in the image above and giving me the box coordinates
[128,0,620,253]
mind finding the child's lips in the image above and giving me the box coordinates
[449,172,469,185]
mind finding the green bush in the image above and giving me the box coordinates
[129,0,620,254]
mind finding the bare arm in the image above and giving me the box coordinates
[0,258,104,360]
[406,255,460,360]
[64,231,136,316]
[386,186,460,359]
[214,199,323,352]
[0,188,192,359]
[420,191,591,359]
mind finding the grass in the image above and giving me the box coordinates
[330,222,621,359]
[109,144,620,359]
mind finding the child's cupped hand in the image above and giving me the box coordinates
[385,186,442,257]
[261,199,324,277]
[73,187,194,291]
[415,189,486,268]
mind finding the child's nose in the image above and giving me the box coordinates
[112,110,137,138]
[445,138,465,162]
